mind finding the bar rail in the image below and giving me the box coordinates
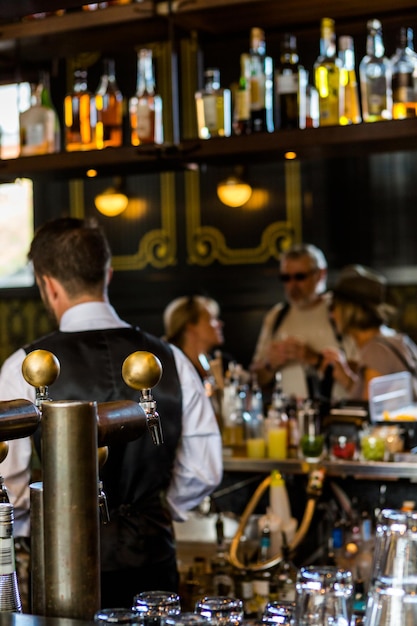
[223,456,417,480]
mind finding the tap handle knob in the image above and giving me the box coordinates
[22,349,61,406]
[122,351,162,391]
[122,352,164,446]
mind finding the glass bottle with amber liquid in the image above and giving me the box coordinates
[359,19,392,122]
[249,27,274,133]
[95,58,124,148]
[275,33,307,129]
[129,48,163,145]
[64,67,98,151]
[391,27,417,119]
[195,68,231,139]
[314,17,344,126]
[338,35,362,124]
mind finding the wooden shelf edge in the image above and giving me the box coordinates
[0,119,416,181]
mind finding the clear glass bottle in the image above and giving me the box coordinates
[0,503,22,612]
[129,48,163,145]
[249,27,274,133]
[64,67,98,151]
[233,54,251,136]
[274,33,307,130]
[195,68,231,139]
[40,71,61,152]
[95,58,124,148]
[264,373,288,460]
[359,19,392,122]
[338,35,362,124]
[391,27,417,119]
[314,17,344,126]
[19,81,57,156]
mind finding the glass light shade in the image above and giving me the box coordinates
[94,188,128,216]
[217,176,252,207]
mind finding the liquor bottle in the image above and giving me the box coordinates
[195,68,232,139]
[305,77,320,128]
[269,543,298,603]
[249,27,274,133]
[359,19,392,122]
[274,33,306,130]
[19,81,57,156]
[64,67,98,151]
[391,27,417,119]
[338,35,362,124]
[95,58,124,148]
[233,54,251,135]
[0,503,22,612]
[39,70,61,152]
[129,48,163,145]
[314,17,344,126]
[210,513,235,596]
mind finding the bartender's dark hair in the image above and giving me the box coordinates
[28,217,111,297]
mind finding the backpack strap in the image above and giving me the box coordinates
[271,302,291,335]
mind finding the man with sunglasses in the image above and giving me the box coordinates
[251,243,356,403]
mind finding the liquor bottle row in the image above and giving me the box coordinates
[16,49,162,157]
[11,18,417,158]
[198,19,417,139]
[21,1,137,21]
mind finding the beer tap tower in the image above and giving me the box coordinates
[0,348,163,621]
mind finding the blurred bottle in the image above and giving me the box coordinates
[195,68,231,139]
[305,79,320,128]
[40,71,61,152]
[338,35,362,124]
[19,80,57,156]
[210,513,235,596]
[269,542,298,602]
[391,27,417,119]
[64,67,98,151]
[264,373,288,460]
[233,53,252,135]
[95,58,124,148]
[245,374,265,458]
[314,17,344,126]
[129,48,163,145]
[82,3,109,10]
[249,27,274,132]
[359,19,392,122]
[274,33,307,129]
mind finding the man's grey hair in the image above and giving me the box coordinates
[281,243,328,270]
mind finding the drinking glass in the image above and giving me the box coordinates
[364,508,417,626]
[195,596,244,626]
[163,613,212,626]
[262,599,295,625]
[132,590,181,626]
[94,608,142,624]
[294,566,353,626]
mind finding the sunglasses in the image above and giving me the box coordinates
[279,269,317,283]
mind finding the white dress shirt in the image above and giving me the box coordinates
[0,302,223,536]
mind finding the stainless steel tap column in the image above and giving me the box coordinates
[42,400,100,620]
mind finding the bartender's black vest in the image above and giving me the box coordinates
[24,326,183,570]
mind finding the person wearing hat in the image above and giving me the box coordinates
[321,264,417,400]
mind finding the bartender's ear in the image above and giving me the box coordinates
[106,266,113,285]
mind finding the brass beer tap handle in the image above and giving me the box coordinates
[22,349,61,406]
[122,351,164,446]
[121,351,162,390]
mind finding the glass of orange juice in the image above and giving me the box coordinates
[265,415,287,459]
[245,412,266,458]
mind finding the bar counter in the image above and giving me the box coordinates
[0,616,94,626]
[223,455,417,480]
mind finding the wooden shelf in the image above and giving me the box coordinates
[1,119,416,181]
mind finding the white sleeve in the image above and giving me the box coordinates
[0,349,36,537]
[166,345,223,522]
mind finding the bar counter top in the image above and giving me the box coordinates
[222,455,417,480]
[0,615,94,626]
